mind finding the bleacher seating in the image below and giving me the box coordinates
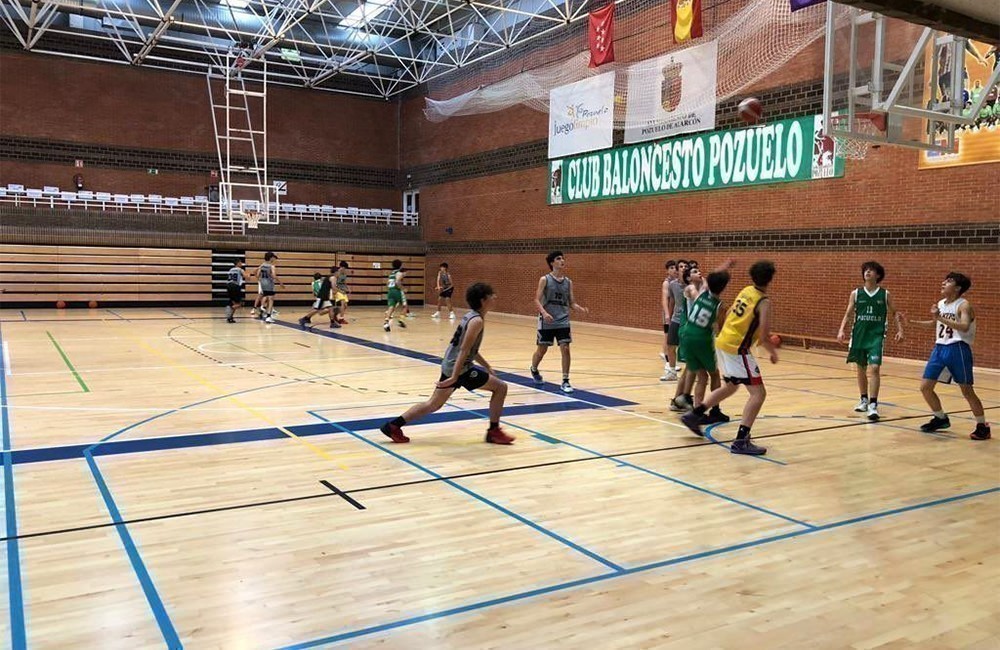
[1,182,415,225]
[0,244,213,303]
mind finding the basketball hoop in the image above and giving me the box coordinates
[829,112,887,160]
[244,210,261,229]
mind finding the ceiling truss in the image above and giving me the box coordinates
[0,0,598,98]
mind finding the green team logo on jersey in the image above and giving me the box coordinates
[854,287,887,328]
[686,292,720,336]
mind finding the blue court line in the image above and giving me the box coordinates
[273,319,635,408]
[309,412,624,573]
[10,402,596,466]
[703,423,788,466]
[279,485,1000,649]
[445,404,814,530]
[83,450,181,648]
[0,324,26,648]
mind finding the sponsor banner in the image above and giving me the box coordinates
[548,72,616,159]
[919,39,999,169]
[624,40,718,144]
[549,114,843,204]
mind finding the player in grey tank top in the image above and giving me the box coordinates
[441,310,483,377]
[379,283,515,445]
[530,251,589,395]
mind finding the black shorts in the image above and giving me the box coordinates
[440,366,490,392]
[667,321,682,346]
[439,287,454,298]
[226,283,244,303]
[261,289,276,297]
[537,327,572,346]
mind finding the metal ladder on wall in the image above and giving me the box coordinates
[206,48,276,236]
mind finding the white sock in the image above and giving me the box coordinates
[933,410,947,419]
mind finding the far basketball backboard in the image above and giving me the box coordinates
[821,2,1000,155]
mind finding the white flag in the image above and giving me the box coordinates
[624,40,718,144]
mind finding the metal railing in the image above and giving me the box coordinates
[0,188,419,227]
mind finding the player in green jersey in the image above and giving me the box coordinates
[679,265,733,424]
[837,261,904,421]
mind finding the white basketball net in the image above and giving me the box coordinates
[829,114,882,160]
[244,210,261,229]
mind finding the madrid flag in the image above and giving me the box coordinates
[588,4,615,68]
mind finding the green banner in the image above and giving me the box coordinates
[548,115,844,205]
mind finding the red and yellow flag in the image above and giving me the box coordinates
[671,0,703,44]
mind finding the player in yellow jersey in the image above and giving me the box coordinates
[681,261,779,455]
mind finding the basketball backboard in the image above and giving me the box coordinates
[821,2,1000,155]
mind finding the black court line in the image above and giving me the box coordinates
[3,406,992,544]
[320,480,366,510]
[293,342,311,348]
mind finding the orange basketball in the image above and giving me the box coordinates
[88,300,99,309]
[769,334,782,347]
[56,300,67,309]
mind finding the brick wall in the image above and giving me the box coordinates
[0,51,399,207]
[401,19,999,367]
[425,251,999,368]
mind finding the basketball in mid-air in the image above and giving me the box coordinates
[738,97,763,125]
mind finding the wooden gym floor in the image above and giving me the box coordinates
[0,306,997,649]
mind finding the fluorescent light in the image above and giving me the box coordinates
[221,0,250,9]
[340,0,393,29]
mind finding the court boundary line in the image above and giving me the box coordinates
[312,413,625,573]
[277,485,1000,649]
[0,322,27,648]
[1,407,991,544]
[44,331,90,393]
[446,404,814,529]
[82,450,181,647]
[8,401,596,465]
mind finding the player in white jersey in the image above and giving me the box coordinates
[909,272,989,440]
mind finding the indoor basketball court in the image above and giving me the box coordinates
[0,0,997,648]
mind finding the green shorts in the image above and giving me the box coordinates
[847,336,885,367]
[679,336,716,372]
[387,288,404,307]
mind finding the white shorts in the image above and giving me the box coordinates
[312,299,333,310]
[718,350,763,386]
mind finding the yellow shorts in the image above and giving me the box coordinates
[334,291,349,304]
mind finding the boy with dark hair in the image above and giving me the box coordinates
[837,261,904,421]
[334,261,350,325]
[383,259,407,332]
[298,268,340,329]
[380,282,514,445]
[909,272,989,440]
[432,262,456,320]
[530,251,589,394]
[681,261,779,455]
[225,259,249,323]
[678,261,734,423]
[660,260,679,381]
[669,264,697,412]
[257,252,283,323]
[664,260,689,383]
